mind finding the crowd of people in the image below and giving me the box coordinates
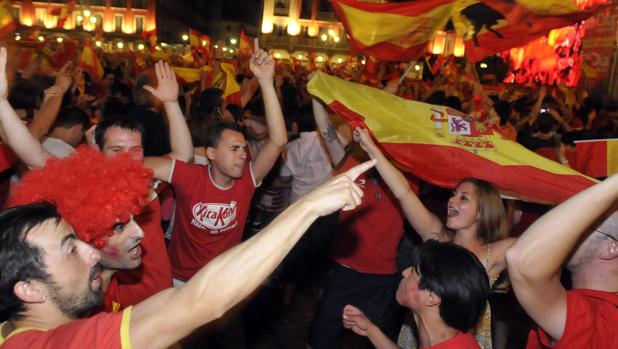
[0,36,616,349]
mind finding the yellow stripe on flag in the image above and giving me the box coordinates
[171,67,201,83]
[338,1,453,48]
[608,140,618,176]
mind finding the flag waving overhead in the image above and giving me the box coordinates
[0,0,16,39]
[307,72,596,204]
[575,139,618,178]
[332,0,455,62]
[239,28,253,56]
[333,0,601,62]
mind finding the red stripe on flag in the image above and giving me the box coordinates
[575,141,608,178]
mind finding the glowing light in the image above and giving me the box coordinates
[228,49,234,54]
[274,52,281,59]
[316,56,324,62]
[116,42,124,49]
[160,42,168,47]
[453,36,465,57]
[83,9,91,17]
[480,62,488,69]
[308,23,319,37]
[261,20,273,34]
[230,38,237,45]
[337,58,343,63]
[56,37,64,43]
[287,21,300,36]
[214,44,219,49]
[38,35,44,42]
[430,31,446,55]
[222,47,228,52]
[89,17,97,24]
[14,35,21,41]
[333,36,340,43]
[23,18,32,26]
[137,43,145,50]
[414,64,421,71]
[297,54,303,59]
[320,34,328,42]
[361,59,366,65]
[202,40,207,46]
[76,15,83,22]
[181,34,189,41]
[95,40,102,47]
[328,28,335,36]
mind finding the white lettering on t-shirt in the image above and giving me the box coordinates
[191,201,238,233]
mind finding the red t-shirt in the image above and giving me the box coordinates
[168,160,257,281]
[426,332,480,349]
[103,197,173,312]
[525,289,618,349]
[331,157,404,274]
[0,307,131,348]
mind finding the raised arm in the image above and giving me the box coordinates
[129,160,376,349]
[506,173,618,341]
[249,49,287,183]
[353,127,443,240]
[312,98,347,167]
[143,61,194,180]
[0,47,52,168]
[28,62,73,140]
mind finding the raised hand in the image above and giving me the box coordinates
[302,159,376,217]
[353,127,378,155]
[143,61,179,103]
[342,304,372,336]
[249,49,275,83]
[55,61,74,93]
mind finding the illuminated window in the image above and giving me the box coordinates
[134,15,144,33]
[35,8,46,26]
[114,14,123,32]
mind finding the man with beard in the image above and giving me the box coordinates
[0,158,376,349]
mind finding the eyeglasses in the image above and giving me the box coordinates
[595,230,617,242]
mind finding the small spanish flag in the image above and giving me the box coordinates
[239,28,253,56]
[0,0,16,39]
[308,72,597,204]
[80,40,104,80]
[575,139,618,179]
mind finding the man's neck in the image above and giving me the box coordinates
[416,311,460,348]
[5,309,72,335]
[209,166,234,188]
[571,264,618,293]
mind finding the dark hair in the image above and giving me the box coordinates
[0,203,60,321]
[189,116,212,148]
[100,96,129,120]
[8,78,39,111]
[132,74,155,108]
[444,96,462,111]
[410,240,489,332]
[94,117,145,150]
[296,104,316,133]
[199,88,224,115]
[226,103,245,123]
[205,120,244,148]
[52,106,91,131]
[425,91,446,105]
[536,112,555,134]
[493,100,513,126]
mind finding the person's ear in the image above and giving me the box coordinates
[206,146,216,161]
[599,241,618,261]
[424,291,441,307]
[14,281,47,304]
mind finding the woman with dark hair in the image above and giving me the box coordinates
[353,127,516,349]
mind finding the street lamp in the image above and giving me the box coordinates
[56,37,64,43]
[116,42,124,49]
[137,43,145,50]
[230,38,237,45]
[38,35,44,42]
[95,41,102,47]
[182,34,189,41]
[83,9,91,17]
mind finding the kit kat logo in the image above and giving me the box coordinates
[192,201,237,231]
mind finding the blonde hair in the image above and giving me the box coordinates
[458,178,507,244]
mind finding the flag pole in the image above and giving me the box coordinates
[396,62,415,88]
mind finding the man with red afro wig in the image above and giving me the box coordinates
[0,47,194,313]
[9,146,153,291]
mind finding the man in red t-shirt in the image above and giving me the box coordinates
[146,49,287,283]
[506,173,618,349]
[341,240,489,349]
[0,160,376,349]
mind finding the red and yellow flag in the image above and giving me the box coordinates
[218,62,241,105]
[575,139,618,178]
[80,40,104,80]
[0,0,16,39]
[332,0,454,61]
[333,0,600,63]
[239,28,253,56]
[307,72,596,204]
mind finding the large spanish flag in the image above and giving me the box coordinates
[332,0,455,61]
[307,72,596,204]
[575,139,618,179]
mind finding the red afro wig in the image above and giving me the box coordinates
[9,146,153,248]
